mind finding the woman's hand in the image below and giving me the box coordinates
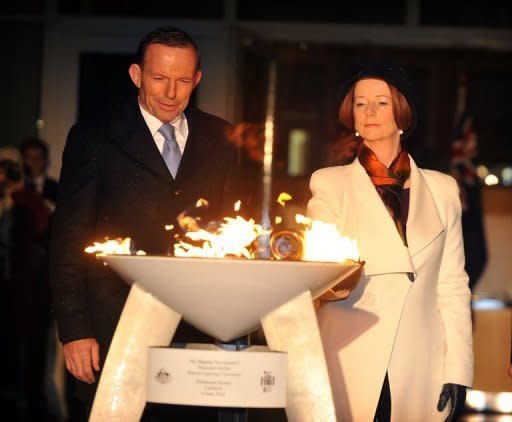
[437,383,467,421]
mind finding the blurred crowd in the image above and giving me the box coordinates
[0,137,61,421]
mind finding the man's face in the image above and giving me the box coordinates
[128,43,202,123]
[23,147,46,178]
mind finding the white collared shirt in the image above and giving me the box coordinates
[33,174,45,193]
[138,102,189,154]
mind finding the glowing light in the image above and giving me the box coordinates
[484,174,499,186]
[288,129,310,176]
[263,121,274,172]
[472,298,506,310]
[502,167,512,186]
[275,216,282,224]
[466,390,486,411]
[234,200,241,212]
[164,224,174,231]
[496,392,512,413]
[476,165,489,179]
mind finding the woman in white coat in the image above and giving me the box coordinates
[307,63,473,421]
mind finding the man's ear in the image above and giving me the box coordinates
[193,70,202,88]
[128,64,142,88]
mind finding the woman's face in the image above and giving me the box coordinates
[353,78,400,143]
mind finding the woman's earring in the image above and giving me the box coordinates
[399,129,404,135]
[355,131,360,137]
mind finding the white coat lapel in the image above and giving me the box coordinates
[351,159,415,277]
[406,157,444,257]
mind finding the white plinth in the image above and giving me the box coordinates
[93,255,362,422]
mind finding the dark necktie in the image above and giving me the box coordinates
[158,123,181,178]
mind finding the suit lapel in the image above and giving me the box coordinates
[406,158,444,257]
[174,108,216,183]
[107,98,176,183]
[351,159,415,277]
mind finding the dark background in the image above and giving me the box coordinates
[1,1,511,209]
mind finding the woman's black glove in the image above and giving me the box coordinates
[437,383,467,421]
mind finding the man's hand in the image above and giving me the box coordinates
[63,338,100,384]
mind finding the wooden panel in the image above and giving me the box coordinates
[483,187,512,214]
[473,308,512,392]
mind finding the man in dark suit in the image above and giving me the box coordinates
[20,137,59,210]
[50,26,241,420]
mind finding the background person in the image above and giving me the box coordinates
[20,136,59,214]
[19,136,66,420]
[308,63,473,421]
[0,147,50,420]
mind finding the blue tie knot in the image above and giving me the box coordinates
[159,123,175,143]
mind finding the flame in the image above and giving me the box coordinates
[302,220,359,262]
[176,198,209,231]
[174,210,359,263]
[84,237,146,256]
[195,198,208,208]
[85,198,359,263]
[277,192,292,207]
[174,216,266,259]
[295,214,311,225]
[234,200,241,212]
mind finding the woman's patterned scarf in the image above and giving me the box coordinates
[358,144,411,246]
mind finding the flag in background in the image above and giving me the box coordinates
[449,74,487,290]
[450,114,478,211]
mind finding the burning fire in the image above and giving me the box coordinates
[302,219,358,262]
[174,216,266,259]
[84,237,146,256]
[84,195,359,263]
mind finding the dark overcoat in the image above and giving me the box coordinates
[50,97,242,406]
